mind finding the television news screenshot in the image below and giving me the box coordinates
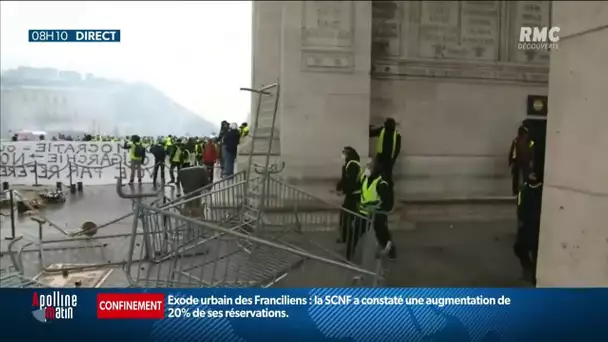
[0,1,607,341]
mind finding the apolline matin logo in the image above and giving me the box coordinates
[31,291,78,323]
[518,26,560,50]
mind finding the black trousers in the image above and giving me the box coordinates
[513,225,540,275]
[345,213,396,261]
[152,160,165,184]
[346,215,369,261]
[377,156,394,186]
[511,164,531,195]
[169,162,181,182]
[204,162,215,184]
[338,196,358,243]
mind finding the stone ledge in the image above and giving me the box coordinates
[372,58,549,84]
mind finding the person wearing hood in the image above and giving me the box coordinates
[222,122,241,177]
[514,171,543,285]
[336,146,363,244]
[348,157,397,261]
[370,118,401,186]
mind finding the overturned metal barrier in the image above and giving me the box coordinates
[124,202,383,288]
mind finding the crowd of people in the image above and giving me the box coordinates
[9,116,542,281]
[120,121,249,185]
[336,118,543,284]
[336,118,401,262]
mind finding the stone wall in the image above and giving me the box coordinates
[537,1,608,287]
[251,1,552,198]
[370,1,550,198]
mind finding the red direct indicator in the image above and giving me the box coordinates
[97,293,165,319]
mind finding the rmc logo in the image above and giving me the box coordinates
[518,26,560,50]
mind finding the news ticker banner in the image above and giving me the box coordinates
[1,288,607,341]
[29,29,120,42]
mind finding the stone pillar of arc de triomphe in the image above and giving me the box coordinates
[251,1,551,198]
[536,1,608,287]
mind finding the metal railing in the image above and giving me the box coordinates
[123,201,382,288]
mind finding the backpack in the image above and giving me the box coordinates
[133,144,146,159]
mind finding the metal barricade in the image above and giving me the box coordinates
[0,181,165,288]
[124,201,382,288]
[115,171,389,288]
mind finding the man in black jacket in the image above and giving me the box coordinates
[222,123,241,177]
[150,138,166,186]
[370,118,401,187]
[336,146,362,244]
[514,171,543,285]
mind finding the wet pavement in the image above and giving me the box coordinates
[0,181,526,288]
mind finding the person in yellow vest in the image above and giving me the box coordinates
[168,138,183,184]
[336,146,363,244]
[370,118,401,187]
[123,135,146,184]
[508,125,536,195]
[514,171,542,285]
[347,157,396,261]
[239,123,250,139]
[194,138,202,166]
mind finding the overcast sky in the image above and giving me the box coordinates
[0,1,252,126]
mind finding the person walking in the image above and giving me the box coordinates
[336,146,363,244]
[123,135,146,184]
[514,171,543,285]
[347,157,397,261]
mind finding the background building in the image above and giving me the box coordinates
[1,67,217,138]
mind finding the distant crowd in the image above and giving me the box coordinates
[115,121,249,185]
[9,121,250,185]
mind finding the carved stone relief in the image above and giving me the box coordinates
[372,1,401,57]
[511,1,551,64]
[372,59,549,84]
[301,1,354,49]
[301,1,355,73]
[370,1,549,83]
[417,1,500,61]
[301,50,354,73]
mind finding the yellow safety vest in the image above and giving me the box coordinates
[129,142,143,161]
[377,128,398,159]
[240,126,250,138]
[359,176,387,215]
[171,146,182,163]
[512,139,535,159]
[346,159,363,179]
